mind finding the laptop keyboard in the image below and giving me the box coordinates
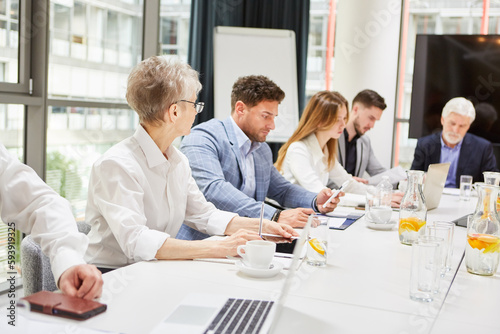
[204,298,274,334]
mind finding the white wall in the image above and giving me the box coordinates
[332,0,402,169]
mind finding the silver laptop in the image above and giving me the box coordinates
[150,219,311,334]
[423,163,450,210]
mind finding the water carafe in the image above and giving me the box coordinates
[399,170,427,245]
[465,183,500,276]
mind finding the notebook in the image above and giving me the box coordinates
[423,163,450,210]
[150,218,312,334]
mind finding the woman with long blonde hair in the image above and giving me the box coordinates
[275,91,367,194]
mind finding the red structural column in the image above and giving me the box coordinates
[325,0,336,90]
[481,0,490,35]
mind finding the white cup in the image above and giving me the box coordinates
[237,240,276,269]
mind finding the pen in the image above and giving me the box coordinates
[322,180,352,208]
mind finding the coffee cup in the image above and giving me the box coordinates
[237,240,276,269]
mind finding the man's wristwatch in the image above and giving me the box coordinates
[271,209,282,222]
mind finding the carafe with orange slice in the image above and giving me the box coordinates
[399,170,427,245]
[465,182,500,276]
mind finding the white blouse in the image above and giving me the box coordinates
[0,144,87,284]
[281,134,367,194]
[85,125,237,268]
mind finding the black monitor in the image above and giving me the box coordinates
[409,34,500,143]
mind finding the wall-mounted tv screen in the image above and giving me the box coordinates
[409,34,500,144]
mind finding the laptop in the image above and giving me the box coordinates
[150,218,312,334]
[423,163,450,210]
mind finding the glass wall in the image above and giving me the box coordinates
[0,0,19,83]
[49,0,143,101]
[46,106,138,220]
[0,103,24,288]
[47,0,143,220]
[159,0,191,60]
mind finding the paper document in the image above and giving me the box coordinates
[338,193,365,207]
[326,206,364,218]
[367,166,407,187]
[328,217,347,228]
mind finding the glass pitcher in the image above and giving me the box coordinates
[399,170,427,245]
[465,183,500,276]
[483,171,500,213]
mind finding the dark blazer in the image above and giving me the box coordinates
[410,132,498,186]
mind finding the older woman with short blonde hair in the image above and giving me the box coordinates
[84,56,296,270]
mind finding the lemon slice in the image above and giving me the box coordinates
[309,238,325,255]
[399,222,416,232]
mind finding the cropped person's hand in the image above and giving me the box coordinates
[261,221,299,242]
[315,188,343,213]
[58,264,103,300]
[391,191,404,208]
[220,229,261,257]
[277,208,314,227]
[353,176,368,184]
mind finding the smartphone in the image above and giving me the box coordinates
[21,291,107,320]
[322,179,352,208]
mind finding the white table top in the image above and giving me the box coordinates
[6,193,500,333]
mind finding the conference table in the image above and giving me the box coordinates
[13,194,500,333]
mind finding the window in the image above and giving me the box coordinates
[160,0,191,61]
[0,0,19,83]
[47,0,144,219]
[0,103,24,289]
[47,106,138,220]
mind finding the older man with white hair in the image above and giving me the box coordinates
[411,97,498,187]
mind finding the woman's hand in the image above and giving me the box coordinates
[218,229,261,257]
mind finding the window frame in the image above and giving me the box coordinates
[0,0,31,93]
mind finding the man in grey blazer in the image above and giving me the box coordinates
[178,75,339,240]
[337,89,387,183]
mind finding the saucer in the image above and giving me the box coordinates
[235,260,284,278]
[366,220,396,231]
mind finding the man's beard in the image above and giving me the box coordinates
[443,131,462,145]
[353,119,364,137]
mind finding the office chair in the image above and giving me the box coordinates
[20,221,91,296]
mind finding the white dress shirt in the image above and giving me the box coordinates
[230,117,260,198]
[85,125,237,268]
[0,144,87,284]
[281,134,367,194]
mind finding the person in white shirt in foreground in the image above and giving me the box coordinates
[84,56,297,270]
[0,144,102,299]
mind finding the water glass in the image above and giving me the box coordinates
[460,175,473,201]
[409,236,444,302]
[306,214,328,267]
[426,221,455,276]
[365,186,392,224]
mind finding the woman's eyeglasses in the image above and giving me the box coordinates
[177,100,204,114]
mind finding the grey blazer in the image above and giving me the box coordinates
[337,133,386,178]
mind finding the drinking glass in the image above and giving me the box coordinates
[460,175,473,201]
[306,214,328,267]
[409,236,444,302]
[365,186,392,225]
[426,221,455,276]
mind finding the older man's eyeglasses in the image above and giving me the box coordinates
[177,100,204,114]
